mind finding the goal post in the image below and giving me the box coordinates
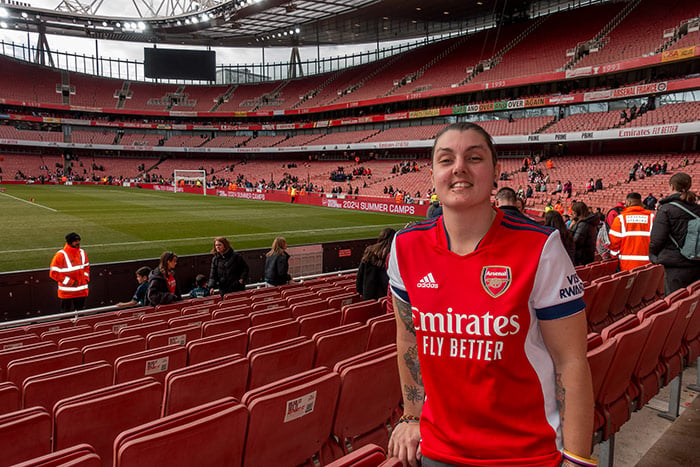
[174,169,207,195]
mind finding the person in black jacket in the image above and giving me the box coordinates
[147,251,181,306]
[649,173,700,295]
[356,228,396,300]
[265,237,291,286]
[569,201,599,266]
[208,237,249,295]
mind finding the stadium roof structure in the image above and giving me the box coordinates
[0,0,535,47]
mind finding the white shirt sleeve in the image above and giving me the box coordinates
[530,230,586,320]
[387,236,410,304]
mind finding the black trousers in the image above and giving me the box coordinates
[664,266,700,296]
[60,296,86,313]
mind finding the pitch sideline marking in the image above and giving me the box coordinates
[0,223,407,254]
[0,191,58,212]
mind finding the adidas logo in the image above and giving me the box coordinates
[417,272,439,289]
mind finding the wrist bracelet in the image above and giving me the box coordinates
[562,449,598,467]
[397,414,420,424]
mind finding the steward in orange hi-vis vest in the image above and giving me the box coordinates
[609,193,655,271]
[50,232,89,312]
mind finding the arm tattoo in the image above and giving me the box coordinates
[555,372,566,423]
[404,384,424,405]
[395,298,416,336]
[403,345,422,385]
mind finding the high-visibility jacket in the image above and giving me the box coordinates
[608,205,654,270]
[49,243,90,299]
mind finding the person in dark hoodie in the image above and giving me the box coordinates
[569,201,599,265]
[356,228,396,300]
[147,251,180,306]
[649,172,700,295]
[264,237,291,286]
[208,236,249,295]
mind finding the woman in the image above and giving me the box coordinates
[147,251,180,306]
[544,210,575,263]
[649,172,700,295]
[208,237,249,295]
[355,228,396,300]
[387,122,593,467]
[569,201,598,266]
[264,237,291,286]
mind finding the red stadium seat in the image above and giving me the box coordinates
[0,327,27,340]
[0,381,20,416]
[212,304,250,319]
[53,378,162,466]
[0,334,40,350]
[22,362,113,413]
[94,317,141,335]
[114,345,187,384]
[181,303,219,316]
[57,330,116,351]
[298,310,342,338]
[12,444,100,467]
[0,342,58,381]
[40,325,92,344]
[587,277,619,332]
[115,306,155,319]
[168,313,211,329]
[341,300,383,325]
[6,349,83,389]
[626,266,655,312]
[247,319,299,350]
[242,368,341,467]
[247,337,315,389]
[291,299,334,318]
[313,324,370,369]
[24,320,73,336]
[367,314,396,350]
[681,291,700,362]
[146,324,201,349]
[74,311,120,329]
[0,406,52,465]
[187,331,248,365]
[644,265,665,304]
[161,356,249,416]
[657,295,698,387]
[117,321,168,339]
[139,309,181,324]
[201,315,250,337]
[249,307,292,326]
[327,293,363,310]
[115,398,247,467]
[325,444,387,467]
[82,336,146,365]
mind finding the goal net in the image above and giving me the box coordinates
[174,170,207,195]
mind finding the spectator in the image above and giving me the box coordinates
[649,173,700,295]
[116,266,151,307]
[208,237,249,295]
[190,274,211,298]
[388,123,592,467]
[643,192,658,210]
[147,251,180,306]
[356,228,395,300]
[609,192,654,271]
[595,178,603,191]
[569,201,598,265]
[49,232,90,313]
[264,237,291,286]
[563,180,573,198]
[495,187,529,220]
[426,200,443,219]
[544,210,575,263]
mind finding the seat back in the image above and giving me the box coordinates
[367,315,396,350]
[82,336,146,366]
[93,318,141,335]
[115,398,247,467]
[53,378,162,466]
[314,324,370,369]
[291,299,333,319]
[0,334,41,350]
[588,277,620,331]
[242,369,340,467]
[0,407,51,465]
[24,320,72,336]
[201,315,250,337]
[74,311,120,329]
[0,342,58,380]
[250,307,292,326]
[601,315,639,341]
[327,293,363,310]
[146,324,201,349]
[168,313,211,329]
[247,320,300,350]
[644,264,665,303]
[682,291,700,345]
[212,305,250,320]
[40,326,93,344]
[187,331,248,365]
[298,310,342,338]
[608,272,636,320]
[117,321,168,339]
[22,362,113,414]
[247,337,315,389]
[58,331,116,351]
[11,444,100,467]
[162,356,249,416]
[181,303,219,316]
[324,444,387,467]
[116,306,155,319]
[139,309,181,324]
[0,381,20,416]
[0,327,27,340]
[587,339,616,403]
[341,301,383,325]
[114,345,187,384]
[626,266,654,311]
[6,349,83,389]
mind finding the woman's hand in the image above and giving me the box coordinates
[388,422,421,467]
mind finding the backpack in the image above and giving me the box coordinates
[669,202,700,260]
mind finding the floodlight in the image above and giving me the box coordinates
[0,21,7,29]
[0,8,7,18]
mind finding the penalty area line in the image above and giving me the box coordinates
[0,191,58,212]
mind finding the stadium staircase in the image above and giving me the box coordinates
[461,16,547,86]
[210,85,237,112]
[656,15,700,53]
[563,0,641,70]
[114,82,132,110]
[323,54,407,106]
[383,35,473,97]
[251,80,289,111]
[291,69,345,109]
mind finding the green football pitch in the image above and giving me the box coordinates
[0,184,417,273]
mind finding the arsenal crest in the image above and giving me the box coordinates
[481,266,512,298]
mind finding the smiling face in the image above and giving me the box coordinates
[431,129,500,212]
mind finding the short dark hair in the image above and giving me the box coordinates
[432,122,497,166]
[65,232,81,243]
[626,192,642,202]
[495,187,518,204]
[195,274,207,287]
[136,266,151,278]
